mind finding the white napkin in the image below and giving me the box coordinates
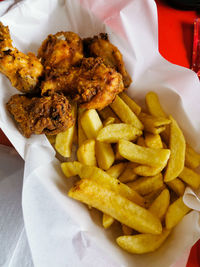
[0,0,200,266]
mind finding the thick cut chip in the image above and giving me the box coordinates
[122,224,133,235]
[119,92,141,116]
[114,143,125,162]
[185,143,200,169]
[102,213,115,229]
[127,173,164,196]
[116,228,170,254]
[118,140,170,168]
[133,165,163,177]
[165,197,191,229]
[145,133,163,149]
[144,186,166,208]
[164,116,186,182]
[103,117,115,126]
[73,162,144,206]
[77,139,96,166]
[61,162,78,178]
[179,166,200,189]
[139,112,170,134]
[110,96,143,130]
[95,141,115,170]
[81,109,103,138]
[148,189,170,221]
[106,163,127,179]
[97,123,142,143]
[98,106,121,123]
[78,108,87,146]
[167,178,185,196]
[55,104,77,157]
[68,179,162,234]
[118,162,138,183]
[145,91,166,118]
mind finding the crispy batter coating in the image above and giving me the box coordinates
[38,31,83,74]
[83,33,132,88]
[41,57,124,110]
[0,22,43,93]
[6,93,74,138]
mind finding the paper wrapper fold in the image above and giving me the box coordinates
[0,0,200,266]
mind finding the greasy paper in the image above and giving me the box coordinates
[0,0,200,266]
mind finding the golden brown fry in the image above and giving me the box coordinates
[103,117,115,126]
[119,92,141,116]
[77,139,97,166]
[118,162,138,183]
[185,143,200,169]
[78,108,87,146]
[121,224,133,235]
[133,165,163,177]
[68,179,162,234]
[179,167,200,189]
[106,163,127,179]
[98,106,120,123]
[144,186,166,208]
[144,133,163,149]
[167,178,185,196]
[95,141,115,170]
[61,162,78,178]
[102,213,115,229]
[145,91,166,118]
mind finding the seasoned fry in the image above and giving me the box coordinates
[127,173,164,196]
[102,214,114,229]
[145,91,166,118]
[164,116,186,182]
[118,162,138,183]
[148,189,170,221]
[119,92,141,116]
[95,141,115,170]
[185,143,200,169]
[179,166,200,189]
[122,224,133,235]
[73,162,144,206]
[78,108,87,146]
[77,139,96,166]
[97,123,142,143]
[61,162,78,178]
[103,116,115,126]
[165,197,191,229]
[167,178,185,196]
[68,179,162,234]
[116,228,170,254]
[106,163,127,179]
[55,104,77,157]
[81,109,103,138]
[110,96,143,130]
[133,165,163,177]
[118,140,170,168]
[145,133,163,149]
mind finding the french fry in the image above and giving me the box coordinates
[68,179,162,234]
[164,116,186,182]
[97,123,142,143]
[145,91,166,118]
[167,178,185,196]
[136,136,146,147]
[118,140,170,168]
[185,143,200,169]
[98,106,121,123]
[73,161,144,206]
[110,96,143,130]
[118,162,138,183]
[144,186,166,208]
[148,189,170,221]
[102,213,115,229]
[103,117,115,126]
[116,228,170,254]
[106,163,127,179]
[179,166,200,189]
[61,162,78,178]
[77,139,97,166]
[133,165,163,177]
[78,108,87,146]
[127,173,164,196]
[119,92,141,116]
[95,141,115,170]
[139,112,170,134]
[81,109,103,138]
[55,104,77,157]
[165,197,191,229]
[114,143,125,161]
[145,133,163,149]
[122,224,133,235]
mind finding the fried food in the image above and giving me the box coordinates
[6,93,74,138]
[0,22,43,93]
[41,57,124,110]
[83,33,132,88]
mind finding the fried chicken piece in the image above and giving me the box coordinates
[38,31,83,74]
[6,93,74,138]
[0,22,43,93]
[41,57,124,110]
[83,33,132,88]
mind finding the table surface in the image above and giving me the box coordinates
[0,0,199,266]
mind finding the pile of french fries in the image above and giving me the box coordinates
[48,91,200,254]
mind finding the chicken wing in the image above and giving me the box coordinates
[7,93,74,138]
[41,57,124,110]
[83,33,132,88]
[0,22,43,93]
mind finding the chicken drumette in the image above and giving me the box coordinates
[0,22,43,93]
[7,93,74,138]
[83,33,132,88]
